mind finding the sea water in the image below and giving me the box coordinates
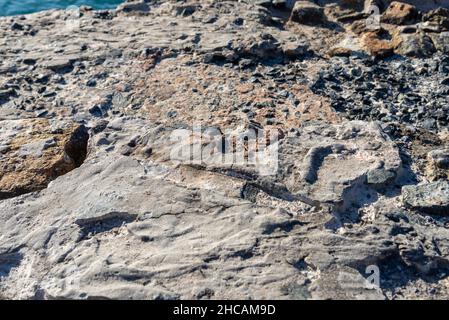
[0,0,123,16]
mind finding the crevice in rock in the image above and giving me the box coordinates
[290,257,311,271]
[262,219,303,234]
[64,125,90,167]
[76,212,137,240]
[229,248,254,260]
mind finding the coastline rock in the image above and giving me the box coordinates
[0,120,89,200]
[361,30,394,58]
[423,8,449,31]
[426,148,449,181]
[116,0,151,14]
[430,32,449,53]
[381,2,420,25]
[402,181,449,215]
[393,32,436,57]
[364,0,449,12]
[290,1,326,25]
[277,121,401,210]
[366,168,396,186]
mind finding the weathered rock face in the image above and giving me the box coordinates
[427,148,449,181]
[381,1,420,25]
[431,31,449,53]
[276,121,402,210]
[360,29,395,58]
[402,182,449,215]
[423,8,449,31]
[315,0,449,12]
[393,0,449,12]
[290,1,326,25]
[393,31,436,57]
[0,120,89,200]
[1,0,449,300]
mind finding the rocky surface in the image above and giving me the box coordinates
[0,120,89,200]
[0,0,449,300]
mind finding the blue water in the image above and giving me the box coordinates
[0,0,124,17]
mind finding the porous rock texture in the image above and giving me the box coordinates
[1,0,449,300]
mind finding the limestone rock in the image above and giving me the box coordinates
[423,8,449,31]
[364,0,449,13]
[290,1,326,25]
[363,0,390,12]
[411,0,449,12]
[309,265,385,300]
[381,2,420,25]
[276,121,402,210]
[361,30,394,58]
[430,32,449,53]
[402,181,449,215]
[426,148,449,181]
[366,168,396,186]
[116,0,151,14]
[428,148,449,169]
[0,120,89,200]
[43,57,76,73]
[393,32,436,57]
[327,46,354,57]
[281,41,311,58]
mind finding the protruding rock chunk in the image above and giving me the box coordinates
[402,181,449,215]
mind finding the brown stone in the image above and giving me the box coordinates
[350,20,372,35]
[0,120,89,200]
[393,31,436,57]
[381,1,420,25]
[290,1,326,25]
[423,8,449,31]
[236,83,254,94]
[327,46,354,57]
[361,30,394,58]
